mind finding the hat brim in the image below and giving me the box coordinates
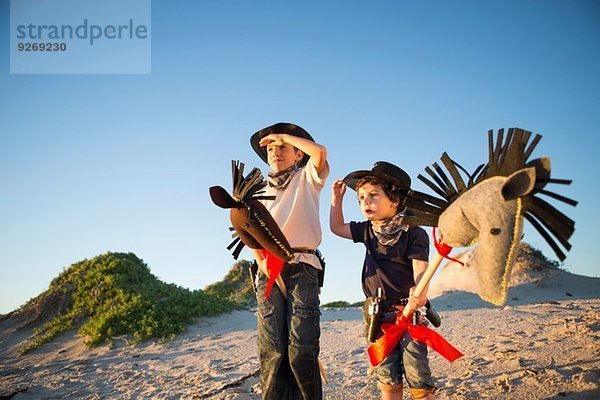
[250,123,313,168]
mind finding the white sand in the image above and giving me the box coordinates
[1,263,599,399]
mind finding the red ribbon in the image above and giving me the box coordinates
[367,314,463,366]
[260,249,284,300]
[432,227,464,266]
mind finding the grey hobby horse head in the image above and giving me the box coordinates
[402,129,577,306]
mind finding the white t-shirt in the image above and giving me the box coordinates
[262,161,330,269]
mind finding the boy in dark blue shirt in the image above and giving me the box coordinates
[330,161,436,400]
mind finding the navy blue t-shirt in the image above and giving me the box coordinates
[350,221,430,301]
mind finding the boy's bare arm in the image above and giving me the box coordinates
[409,259,430,308]
[330,179,352,239]
[259,133,328,174]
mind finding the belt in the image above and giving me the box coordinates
[292,247,317,255]
[383,298,409,312]
[365,297,409,312]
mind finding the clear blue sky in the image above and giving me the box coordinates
[1,1,598,314]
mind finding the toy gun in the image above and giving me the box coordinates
[413,300,442,327]
[424,301,441,327]
[367,287,383,343]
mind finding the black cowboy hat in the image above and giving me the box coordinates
[343,161,412,194]
[250,122,314,168]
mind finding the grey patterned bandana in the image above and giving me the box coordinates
[371,212,409,246]
[268,164,299,190]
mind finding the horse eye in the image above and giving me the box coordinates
[491,228,501,235]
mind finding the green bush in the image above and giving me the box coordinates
[321,300,364,308]
[516,242,563,271]
[204,260,257,307]
[321,300,351,308]
[18,252,236,354]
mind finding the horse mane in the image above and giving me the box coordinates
[402,128,577,261]
[227,161,276,259]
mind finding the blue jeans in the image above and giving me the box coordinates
[364,307,435,391]
[256,262,322,400]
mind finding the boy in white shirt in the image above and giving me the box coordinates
[250,122,329,400]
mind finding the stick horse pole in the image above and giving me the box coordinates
[209,161,328,384]
[402,252,443,318]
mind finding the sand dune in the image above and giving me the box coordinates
[1,261,599,399]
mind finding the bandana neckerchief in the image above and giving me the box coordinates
[268,164,299,190]
[371,212,408,246]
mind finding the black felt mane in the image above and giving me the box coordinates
[230,160,274,204]
[210,161,295,261]
[402,128,577,261]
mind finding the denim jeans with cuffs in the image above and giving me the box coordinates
[256,262,322,400]
[363,305,435,395]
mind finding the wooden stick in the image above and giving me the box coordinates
[275,275,288,299]
[402,252,444,318]
[318,358,329,384]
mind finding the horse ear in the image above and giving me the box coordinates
[526,157,551,190]
[501,167,536,200]
[209,186,240,209]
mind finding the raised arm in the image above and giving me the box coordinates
[330,179,352,239]
[259,133,328,174]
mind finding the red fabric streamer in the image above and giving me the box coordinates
[261,249,285,300]
[368,314,463,366]
[432,227,464,266]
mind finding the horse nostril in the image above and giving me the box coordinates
[491,228,502,235]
